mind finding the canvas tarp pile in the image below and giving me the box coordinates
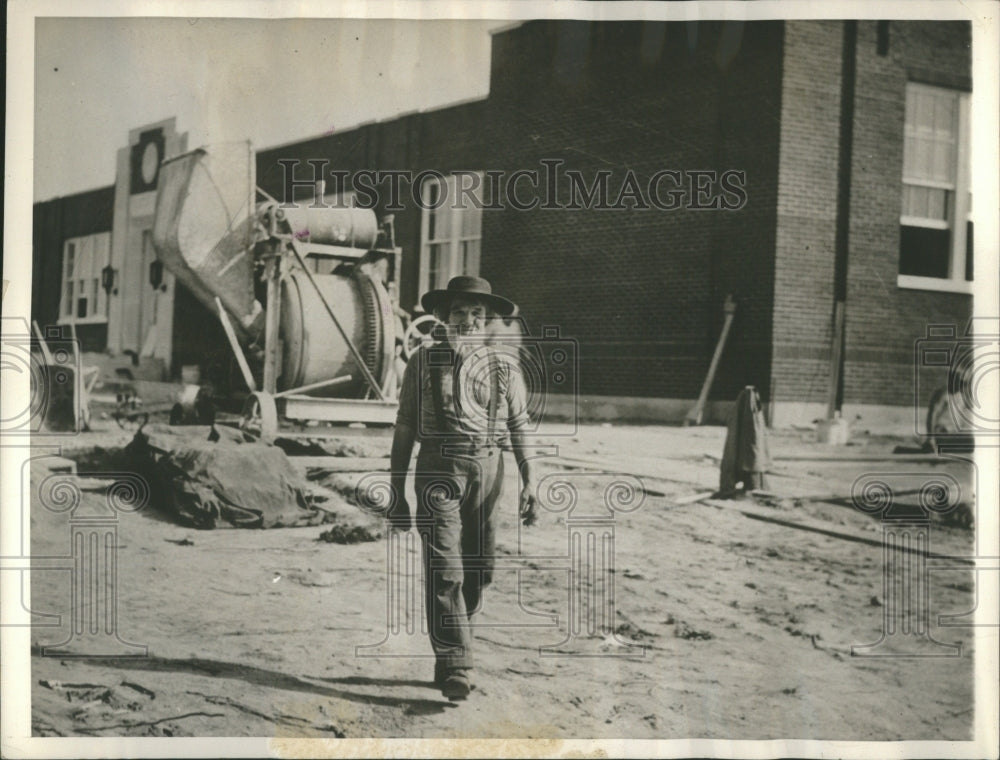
[124,424,326,529]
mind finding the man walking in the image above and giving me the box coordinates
[388,276,537,701]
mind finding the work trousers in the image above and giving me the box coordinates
[415,443,504,671]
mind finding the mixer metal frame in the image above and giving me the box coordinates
[236,195,402,441]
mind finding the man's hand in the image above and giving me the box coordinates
[519,482,537,527]
[389,422,416,532]
[386,496,413,532]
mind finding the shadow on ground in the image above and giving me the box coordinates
[35,649,455,715]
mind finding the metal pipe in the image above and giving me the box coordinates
[830,20,858,415]
[272,374,352,399]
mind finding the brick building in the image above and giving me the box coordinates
[32,20,975,428]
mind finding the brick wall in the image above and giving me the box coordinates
[772,20,972,411]
[845,20,972,408]
[477,20,785,400]
[772,21,844,407]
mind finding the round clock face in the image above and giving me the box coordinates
[141,141,160,184]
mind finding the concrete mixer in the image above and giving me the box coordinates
[151,142,400,440]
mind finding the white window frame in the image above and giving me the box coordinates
[418,173,484,299]
[897,82,972,294]
[58,232,111,324]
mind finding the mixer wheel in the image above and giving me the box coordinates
[403,315,441,359]
[240,391,278,443]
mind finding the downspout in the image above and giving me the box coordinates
[829,20,858,417]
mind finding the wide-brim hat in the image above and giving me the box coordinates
[420,276,518,317]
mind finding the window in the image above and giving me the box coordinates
[419,173,483,296]
[898,83,972,293]
[59,232,111,323]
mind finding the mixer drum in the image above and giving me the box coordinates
[278,269,393,398]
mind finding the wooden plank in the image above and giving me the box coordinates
[701,497,973,565]
[215,296,256,392]
[546,454,717,491]
[772,453,953,463]
[289,456,390,473]
[215,422,394,440]
[140,322,158,357]
[283,396,397,425]
[685,294,737,426]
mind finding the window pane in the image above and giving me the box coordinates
[429,243,450,289]
[80,237,92,277]
[931,140,953,181]
[461,240,481,275]
[925,188,948,221]
[919,142,936,180]
[903,85,958,185]
[915,91,934,130]
[424,181,439,207]
[424,182,454,242]
[65,282,73,316]
[903,185,950,223]
[933,94,955,133]
[460,203,482,238]
[903,185,926,218]
[912,137,929,180]
[431,202,451,242]
[77,297,88,319]
[899,225,951,278]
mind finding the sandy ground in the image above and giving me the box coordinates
[25,420,978,740]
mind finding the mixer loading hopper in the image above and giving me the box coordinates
[151,141,263,342]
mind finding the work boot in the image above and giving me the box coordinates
[440,668,472,701]
[432,660,466,684]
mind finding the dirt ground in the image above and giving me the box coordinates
[26,420,979,741]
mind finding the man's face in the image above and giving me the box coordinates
[443,297,488,347]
